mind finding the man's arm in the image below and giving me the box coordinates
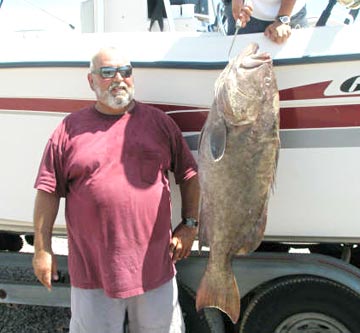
[277,0,297,17]
[232,0,253,28]
[265,0,297,44]
[170,174,200,262]
[32,189,60,291]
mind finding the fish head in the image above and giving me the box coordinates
[215,43,277,127]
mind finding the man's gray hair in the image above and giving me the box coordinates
[89,47,130,71]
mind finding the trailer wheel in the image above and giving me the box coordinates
[239,275,360,333]
[0,233,23,252]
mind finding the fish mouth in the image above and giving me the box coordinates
[240,43,271,69]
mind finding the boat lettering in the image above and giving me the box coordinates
[341,76,360,93]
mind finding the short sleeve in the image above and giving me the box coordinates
[167,116,198,184]
[34,126,67,197]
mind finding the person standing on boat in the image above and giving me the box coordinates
[224,0,308,44]
[32,46,199,333]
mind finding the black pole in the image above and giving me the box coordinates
[316,0,337,27]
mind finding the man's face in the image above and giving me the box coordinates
[89,51,135,110]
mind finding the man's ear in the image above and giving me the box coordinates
[87,73,95,91]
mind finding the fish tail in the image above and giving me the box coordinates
[195,263,240,324]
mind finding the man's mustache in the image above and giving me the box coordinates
[109,83,128,92]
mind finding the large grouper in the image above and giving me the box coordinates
[195,43,280,324]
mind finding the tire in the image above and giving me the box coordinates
[240,275,360,333]
[308,243,343,258]
[24,234,34,246]
[0,233,23,252]
[255,241,290,253]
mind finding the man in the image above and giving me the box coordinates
[224,0,308,44]
[32,46,200,333]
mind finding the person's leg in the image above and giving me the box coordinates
[69,287,127,333]
[290,5,308,28]
[224,1,236,35]
[127,277,185,333]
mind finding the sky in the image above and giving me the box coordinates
[0,0,357,33]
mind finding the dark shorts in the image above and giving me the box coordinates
[224,3,308,35]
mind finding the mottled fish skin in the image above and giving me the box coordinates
[195,43,280,324]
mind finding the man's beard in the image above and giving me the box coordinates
[95,83,134,109]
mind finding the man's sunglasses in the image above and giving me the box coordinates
[92,65,133,79]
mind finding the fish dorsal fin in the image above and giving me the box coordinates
[209,118,227,161]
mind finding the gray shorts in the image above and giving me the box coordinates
[69,277,185,333]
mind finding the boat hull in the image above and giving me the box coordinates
[1,26,360,241]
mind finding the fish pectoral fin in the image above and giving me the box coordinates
[209,119,227,161]
[198,204,210,249]
[272,141,280,192]
[196,264,240,324]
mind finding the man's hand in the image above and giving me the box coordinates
[264,21,292,44]
[232,0,253,28]
[169,223,198,262]
[32,249,58,291]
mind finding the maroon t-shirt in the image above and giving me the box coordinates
[34,102,197,298]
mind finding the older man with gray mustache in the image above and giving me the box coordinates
[32,46,200,333]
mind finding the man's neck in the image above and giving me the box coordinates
[95,100,135,116]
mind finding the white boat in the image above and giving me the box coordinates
[0,0,360,243]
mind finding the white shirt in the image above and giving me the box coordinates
[252,0,307,21]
